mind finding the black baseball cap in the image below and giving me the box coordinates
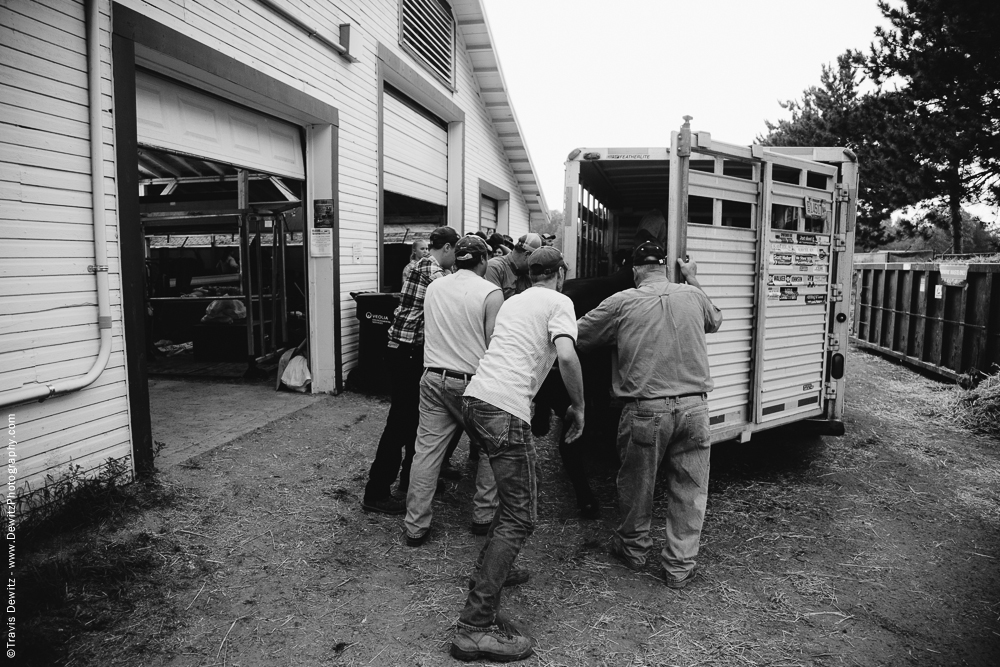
[429,226,460,248]
[633,241,666,266]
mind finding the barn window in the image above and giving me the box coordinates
[400,0,455,88]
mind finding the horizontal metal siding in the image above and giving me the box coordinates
[687,225,755,422]
[382,91,448,206]
[1,0,134,504]
[7,0,541,404]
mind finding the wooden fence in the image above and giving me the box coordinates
[852,261,1000,381]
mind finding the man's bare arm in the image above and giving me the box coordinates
[555,336,585,443]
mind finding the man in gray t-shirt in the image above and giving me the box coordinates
[577,241,722,590]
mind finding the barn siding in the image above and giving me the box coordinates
[1,0,132,501]
[1,0,542,505]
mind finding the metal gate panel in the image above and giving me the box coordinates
[382,91,448,206]
[687,224,755,427]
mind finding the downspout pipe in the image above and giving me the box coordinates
[0,0,112,408]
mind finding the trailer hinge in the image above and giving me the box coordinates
[835,184,850,202]
[829,284,844,302]
[88,265,109,273]
[827,334,840,351]
[833,234,847,251]
[824,383,838,400]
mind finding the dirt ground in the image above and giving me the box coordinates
[22,346,1000,666]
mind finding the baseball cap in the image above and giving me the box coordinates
[429,226,460,248]
[527,246,568,275]
[455,234,490,261]
[515,232,543,254]
[633,241,666,266]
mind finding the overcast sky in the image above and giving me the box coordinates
[482,0,890,214]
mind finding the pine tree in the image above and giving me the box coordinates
[865,0,1000,253]
[759,53,917,248]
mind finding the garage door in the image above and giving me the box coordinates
[480,195,498,234]
[382,90,448,206]
[135,72,305,179]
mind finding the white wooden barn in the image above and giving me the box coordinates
[0,0,549,508]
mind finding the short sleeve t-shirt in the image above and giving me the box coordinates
[465,286,578,424]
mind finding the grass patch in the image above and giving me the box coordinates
[17,473,180,667]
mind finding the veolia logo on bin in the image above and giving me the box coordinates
[365,311,393,326]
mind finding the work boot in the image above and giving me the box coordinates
[451,624,533,662]
[361,496,405,515]
[608,539,643,572]
[664,566,698,590]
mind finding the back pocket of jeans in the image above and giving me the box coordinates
[629,413,658,448]
[467,403,510,455]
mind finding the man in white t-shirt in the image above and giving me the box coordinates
[404,236,503,547]
[450,247,585,663]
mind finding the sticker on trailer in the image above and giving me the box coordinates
[772,243,822,255]
[805,197,830,219]
[773,232,795,243]
[805,294,826,305]
[769,274,817,286]
[794,265,829,274]
[794,254,815,266]
[767,288,781,300]
[797,234,819,245]
[772,253,793,265]
[802,383,814,391]
[606,153,651,160]
[780,287,799,301]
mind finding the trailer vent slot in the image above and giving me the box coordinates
[709,414,725,425]
[762,404,785,416]
[797,395,819,407]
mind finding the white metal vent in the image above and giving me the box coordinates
[400,0,454,86]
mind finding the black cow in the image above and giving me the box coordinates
[532,263,635,519]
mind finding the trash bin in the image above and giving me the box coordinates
[349,291,400,394]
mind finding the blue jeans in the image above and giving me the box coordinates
[613,396,711,580]
[404,371,498,537]
[458,397,536,629]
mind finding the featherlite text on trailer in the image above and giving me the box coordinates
[561,119,858,442]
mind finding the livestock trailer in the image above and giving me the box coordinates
[561,119,858,442]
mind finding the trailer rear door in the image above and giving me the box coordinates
[754,153,839,425]
[685,149,761,438]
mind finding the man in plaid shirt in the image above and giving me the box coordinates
[362,226,459,514]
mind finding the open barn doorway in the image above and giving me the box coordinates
[136,147,320,465]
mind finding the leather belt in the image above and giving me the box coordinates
[632,392,706,402]
[426,367,474,381]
